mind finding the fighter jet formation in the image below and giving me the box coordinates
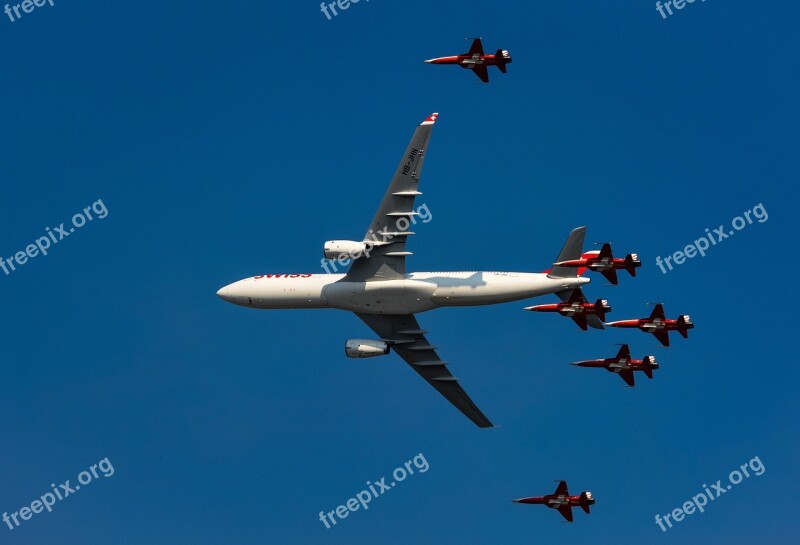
[216,38,697,526]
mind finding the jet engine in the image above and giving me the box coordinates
[345,339,390,358]
[324,240,367,260]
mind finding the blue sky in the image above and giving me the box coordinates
[0,1,797,543]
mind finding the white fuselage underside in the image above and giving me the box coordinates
[217,272,589,315]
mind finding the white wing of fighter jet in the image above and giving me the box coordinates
[343,113,493,428]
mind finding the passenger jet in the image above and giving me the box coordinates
[217,113,592,428]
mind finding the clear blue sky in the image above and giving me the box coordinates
[1,1,797,543]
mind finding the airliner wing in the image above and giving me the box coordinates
[355,313,493,428]
[345,113,438,282]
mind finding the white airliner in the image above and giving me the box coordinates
[217,113,592,428]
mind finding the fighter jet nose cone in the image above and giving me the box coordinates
[216,287,229,301]
[424,59,435,64]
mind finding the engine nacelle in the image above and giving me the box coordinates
[345,339,390,358]
[324,240,367,260]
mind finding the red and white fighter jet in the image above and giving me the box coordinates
[605,304,694,347]
[572,344,658,386]
[553,242,641,285]
[424,38,512,83]
[513,481,595,522]
[524,288,610,330]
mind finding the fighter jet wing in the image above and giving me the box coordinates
[557,505,574,522]
[601,268,619,285]
[653,329,670,347]
[472,64,490,83]
[355,313,493,428]
[344,114,437,282]
[585,315,605,329]
[466,37,484,56]
[615,344,631,360]
[564,288,586,305]
[557,289,603,330]
[554,480,569,496]
[618,369,635,387]
[649,304,666,320]
[571,313,588,331]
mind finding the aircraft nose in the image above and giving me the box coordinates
[216,282,243,304]
[424,58,436,64]
[217,285,235,303]
[217,280,254,306]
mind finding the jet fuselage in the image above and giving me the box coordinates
[217,271,589,315]
[425,54,504,67]
[513,493,594,508]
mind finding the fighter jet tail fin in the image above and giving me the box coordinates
[593,299,609,322]
[677,315,693,338]
[643,355,657,379]
[495,49,511,72]
[624,253,641,277]
[549,227,586,279]
[579,492,593,513]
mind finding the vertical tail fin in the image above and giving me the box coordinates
[643,356,657,379]
[549,227,586,279]
[625,253,641,277]
[593,299,608,322]
[677,315,692,338]
[495,49,511,72]
[579,491,593,513]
